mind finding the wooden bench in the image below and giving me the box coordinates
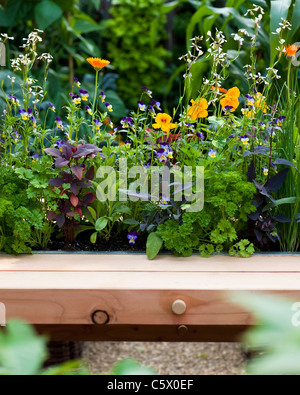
[0,253,299,342]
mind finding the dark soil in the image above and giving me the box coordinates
[37,228,149,253]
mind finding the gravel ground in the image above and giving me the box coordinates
[83,342,247,375]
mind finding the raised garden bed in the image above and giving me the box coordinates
[0,252,299,342]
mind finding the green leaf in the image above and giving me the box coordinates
[110,359,156,375]
[0,321,47,375]
[146,232,163,260]
[34,1,63,30]
[95,217,108,232]
[90,232,98,244]
[263,197,297,212]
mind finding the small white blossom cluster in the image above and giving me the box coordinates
[0,33,14,42]
[38,53,53,64]
[272,19,293,54]
[11,54,32,71]
[179,36,204,79]
[20,29,43,52]
[29,85,45,105]
[206,29,227,65]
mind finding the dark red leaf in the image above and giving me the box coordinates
[70,195,79,207]
[48,211,57,221]
[72,144,101,158]
[85,166,95,181]
[56,214,66,228]
[55,157,70,168]
[70,165,83,180]
[44,148,63,158]
[49,178,65,188]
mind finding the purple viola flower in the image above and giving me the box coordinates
[160,194,170,206]
[240,135,250,145]
[151,100,162,111]
[223,105,234,113]
[142,86,153,98]
[56,140,65,149]
[56,117,63,130]
[138,101,147,112]
[156,143,173,163]
[30,115,37,128]
[74,77,81,87]
[275,116,286,126]
[208,149,217,158]
[32,153,40,161]
[49,102,56,112]
[127,232,138,245]
[93,119,102,131]
[100,91,106,103]
[262,167,269,176]
[121,117,134,128]
[105,102,113,112]
[196,131,204,140]
[71,94,81,105]
[148,105,156,117]
[114,126,122,133]
[8,95,20,106]
[86,105,93,115]
[79,90,89,101]
[125,140,131,149]
[19,109,30,120]
[10,131,21,142]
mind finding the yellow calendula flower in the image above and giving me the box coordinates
[87,58,110,72]
[220,87,240,112]
[152,113,178,133]
[187,98,209,120]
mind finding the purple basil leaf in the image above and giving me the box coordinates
[247,161,256,182]
[265,168,289,193]
[85,166,95,181]
[272,214,291,223]
[70,165,84,180]
[254,229,263,242]
[266,233,276,243]
[273,158,299,172]
[72,144,101,158]
[55,157,70,168]
[78,180,92,188]
[48,211,57,221]
[49,178,65,188]
[62,144,73,160]
[81,193,95,205]
[56,214,65,228]
[70,182,79,196]
[44,148,63,158]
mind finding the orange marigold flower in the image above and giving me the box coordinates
[220,87,240,112]
[187,98,209,120]
[210,86,228,94]
[87,58,110,71]
[285,44,299,57]
[152,113,178,133]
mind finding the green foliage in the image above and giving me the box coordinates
[232,292,300,375]
[0,320,155,376]
[156,171,256,258]
[0,321,47,375]
[146,232,163,260]
[103,0,169,108]
[229,239,255,258]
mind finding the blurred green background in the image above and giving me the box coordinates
[0,0,299,120]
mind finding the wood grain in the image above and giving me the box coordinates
[0,253,299,341]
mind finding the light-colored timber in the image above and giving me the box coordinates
[0,253,299,341]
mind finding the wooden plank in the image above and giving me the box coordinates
[1,271,300,290]
[1,289,299,326]
[0,253,299,273]
[33,324,250,342]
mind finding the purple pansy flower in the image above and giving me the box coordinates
[127,232,138,245]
